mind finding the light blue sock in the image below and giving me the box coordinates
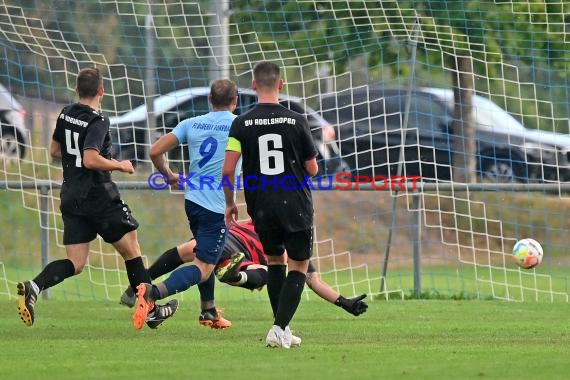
[162,265,202,294]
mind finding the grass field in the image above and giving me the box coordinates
[3,152,570,379]
[1,292,569,380]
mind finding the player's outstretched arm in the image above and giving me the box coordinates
[306,271,368,316]
[334,294,368,316]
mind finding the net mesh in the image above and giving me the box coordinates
[1,1,570,303]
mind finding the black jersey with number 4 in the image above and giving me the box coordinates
[229,103,317,232]
[52,103,115,201]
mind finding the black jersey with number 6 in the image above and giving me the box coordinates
[52,103,114,200]
[229,103,317,232]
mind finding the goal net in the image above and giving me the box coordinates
[1,1,570,304]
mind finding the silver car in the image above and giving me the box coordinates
[319,86,570,183]
[421,87,570,182]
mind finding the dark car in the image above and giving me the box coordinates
[318,86,570,183]
[110,87,347,174]
[0,84,28,161]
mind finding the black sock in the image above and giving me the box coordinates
[202,307,217,315]
[198,272,215,303]
[241,268,267,290]
[267,264,287,317]
[124,286,135,297]
[124,247,183,295]
[32,259,75,291]
[124,256,151,292]
[274,270,306,329]
[147,247,183,280]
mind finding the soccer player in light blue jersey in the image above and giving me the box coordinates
[132,79,240,330]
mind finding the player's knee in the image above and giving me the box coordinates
[178,243,196,263]
[196,263,214,282]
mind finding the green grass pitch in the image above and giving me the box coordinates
[1,293,569,380]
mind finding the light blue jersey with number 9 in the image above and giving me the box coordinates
[172,110,237,213]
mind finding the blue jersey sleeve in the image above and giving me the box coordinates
[172,121,188,144]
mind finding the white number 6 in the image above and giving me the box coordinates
[258,134,284,175]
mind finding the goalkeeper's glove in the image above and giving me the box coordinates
[335,294,368,316]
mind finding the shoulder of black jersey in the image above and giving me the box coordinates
[237,106,256,119]
[85,107,105,123]
[93,110,106,122]
[60,103,74,114]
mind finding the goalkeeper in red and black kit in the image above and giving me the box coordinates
[120,220,368,318]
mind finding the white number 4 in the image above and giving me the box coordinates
[65,129,82,167]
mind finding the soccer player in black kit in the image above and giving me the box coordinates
[223,61,319,348]
[17,67,177,329]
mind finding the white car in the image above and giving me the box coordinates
[110,87,348,175]
[421,87,570,182]
[0,83,28,160]
[318,85,570,183]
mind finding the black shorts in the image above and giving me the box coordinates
[256,227,313,261]
[61,198,139,245]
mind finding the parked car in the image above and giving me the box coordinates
[110,87,347,175]
[318,86,570,183]
[0,83,28,161]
